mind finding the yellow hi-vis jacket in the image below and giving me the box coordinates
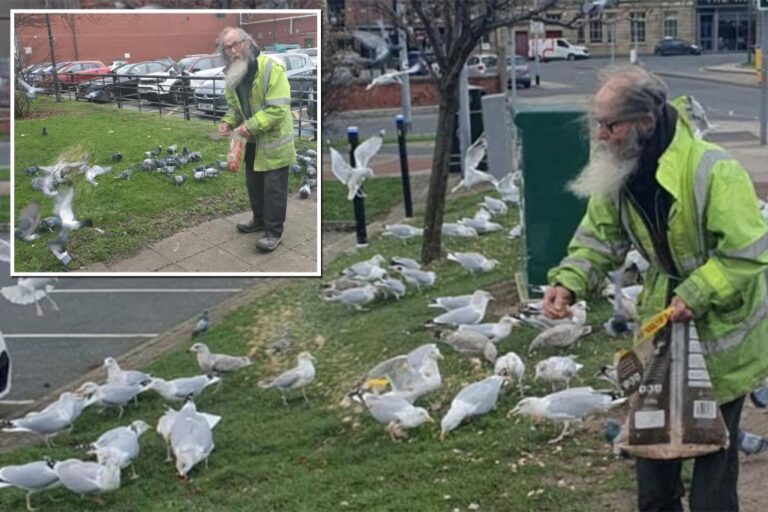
[221,53,297,172]
[548,96,768,404]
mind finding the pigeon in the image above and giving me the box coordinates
[534,356,583,390]
[41,127,47,137]
[40,216,62,232]
[53,187,93,230]
[479,196,508,216]
[30,175,58,197]
[145,375,221,402]
[193,169,206,181]
[528,324,593,354]
[382,223,423,242]
[494,352,525,387]
[391,266,436,289]
[427,290,493,327]
[23,166,40,175]
[750,382,768,408]
[457,316,521,343]
[17,78,45,99]
[289,163,302,174]
[14,202,41,242]
[298,177,311,199]
[0,459,60,512]
[365,64,422,90]
[304,149,318,158]
[329,130,384,200]
[738,429,768,455]
[323,284,378,311]
[192,310,209,337]
[440,375,505,440]
[110,152,123,162]
[266,329,293,356]
[1,392,89,446]
[510,387,627,443]
[167,144,178,154]
[373,277,407,300]
[306,165,317,179]
[53,456,121,498]
[170,175,186,186]
[451,134,497,193]
[259,352,316,406]
[439,329,498,363]
[389,256,420,270]
[188,151,202,162]
[362,344,443,403]
[441,223,478,238]
[603,418,626,456]
[114,169,132,180]
[103,357,151,387]
[77,381,145,419]
[494,172,520,203]
[594,364,621,392]
[84,420,151,480]
[169,400,217,478]
[1,278,60,317]
[188,342,253,374]
[357,393,433,440]
[447,251,499,273]
[47,229,72,267]
[84,165,112,186]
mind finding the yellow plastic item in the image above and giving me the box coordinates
[639,306,675,341]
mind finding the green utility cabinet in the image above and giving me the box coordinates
[513,105,590,287]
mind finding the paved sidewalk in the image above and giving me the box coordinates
[82,194,318,273]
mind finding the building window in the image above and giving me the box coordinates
[589,17,603,43]
[664,13,678,38]
[606,13,616,43]
[576,24,585,43]
[544,13,562,22]
[630,12,646,43]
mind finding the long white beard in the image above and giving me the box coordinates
[226,58,249,87]
[568,128,644,198]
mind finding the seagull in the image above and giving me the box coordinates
[15,202,41,242]
[188,342,253,374]
[373,277,407,300]
[528,324,593,354]
[381,223,423,242]
[451,134,496,193]
[441,223,478,238]
[440,375,505,440]
[390,256,420,270]
[17,77,45,99]
[447,251,499,274]
[330,130,384,200]
[84,420,151,480]
[156,403,221,464]
[192,310,209,337]
[1,392,89,446]
[510,386,627,443]
[391,266,436,289]
[516,300,588,330]
[362,343,443,403]
[1,278,60,317]
[427,290,493,327]
[365,64,422,90]
[259,352,316,406]
[427,292,483,312]
[494,172,520,203]
[0,459,60,512]
[439,329,498,363]
[323,284,378,310]
[479,196,508,216]
[457,316,521,343]
[168,400,218,478]
[357,393,434,440]
[508,223,523,240]
[84,165,112,187]
[534,356,583,390]
[494,352,525,388]
[145,375,220,402]
[457,215,503,234]
[53,187,93,231]
[342,254,386,281]
[352,20,397,66]
[53,455,121,498]
[78,381,145,419]
[103,357,151,387]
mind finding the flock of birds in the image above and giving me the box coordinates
[0,307,318,511]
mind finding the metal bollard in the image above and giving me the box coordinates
[395,114,413,218]
[348,126,368,247]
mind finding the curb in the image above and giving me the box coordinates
[656,70,760,89]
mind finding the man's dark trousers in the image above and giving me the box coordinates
[636,395,745,512]
[244,142,288,237]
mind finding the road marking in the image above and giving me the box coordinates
[3,333,159,339]
[0,399,36,405]
[50,288,242,293]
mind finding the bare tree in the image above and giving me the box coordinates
[375,0,585,264]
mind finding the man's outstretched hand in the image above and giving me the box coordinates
[542,285,573,319]
[669,295,694,323]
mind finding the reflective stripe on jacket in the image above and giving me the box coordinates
[548,96,768,403]
[221,53,296,172]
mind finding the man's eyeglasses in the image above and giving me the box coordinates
[593,115,643,133]
[223,39,244,51]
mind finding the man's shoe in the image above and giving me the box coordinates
[237,219,265,234]
[255,232,283,252]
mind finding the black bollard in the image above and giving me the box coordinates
[395,115,414,218]
[348,126,368,247]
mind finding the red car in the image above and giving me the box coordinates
[57,61,110,87]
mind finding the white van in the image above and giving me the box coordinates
[528,38,590,61]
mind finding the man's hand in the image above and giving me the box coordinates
[218,122,232,135]
[669,295,694,323]
[236,124,251,139]
[541,285,573,320]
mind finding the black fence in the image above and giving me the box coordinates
[21,70,317,138]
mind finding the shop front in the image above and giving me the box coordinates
[696,0,755,52]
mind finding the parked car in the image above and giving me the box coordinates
[467,53,499,75]
[33,61,71,87]
[506,55,532,89]
[108,60,129,71]
[193,53,316,115]
[137,54,225,104]
[529,38,589,61]
[654,37,702,56]
[77,59,175,102]
[288,47,317,67]
[56,61,110,88]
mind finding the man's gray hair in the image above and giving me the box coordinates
[597,65,668,121]
[217,27,260,64]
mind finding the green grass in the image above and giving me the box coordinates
[326,134,436,147]
[0,188,637,511]
[322,177,411,222]
[1,166,8,226]
[13,96,313,271]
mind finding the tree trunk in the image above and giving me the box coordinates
[68,15,80,61]
[421,79,459,265]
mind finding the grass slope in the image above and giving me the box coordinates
[0,187,637,511]
[13,97,311,271]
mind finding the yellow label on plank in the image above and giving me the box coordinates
[639,306,674,341]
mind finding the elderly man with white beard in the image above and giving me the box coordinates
[217,27,296,252]
[541,65,768,512]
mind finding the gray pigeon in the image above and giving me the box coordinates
[192,310,209,337]
[298,177,311,199]
[114,169,132,180]
[47,229,72,267]
[170,175,186,186]
[41,127,47,136]
[15,202,41,242]
[110,152,123,162]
